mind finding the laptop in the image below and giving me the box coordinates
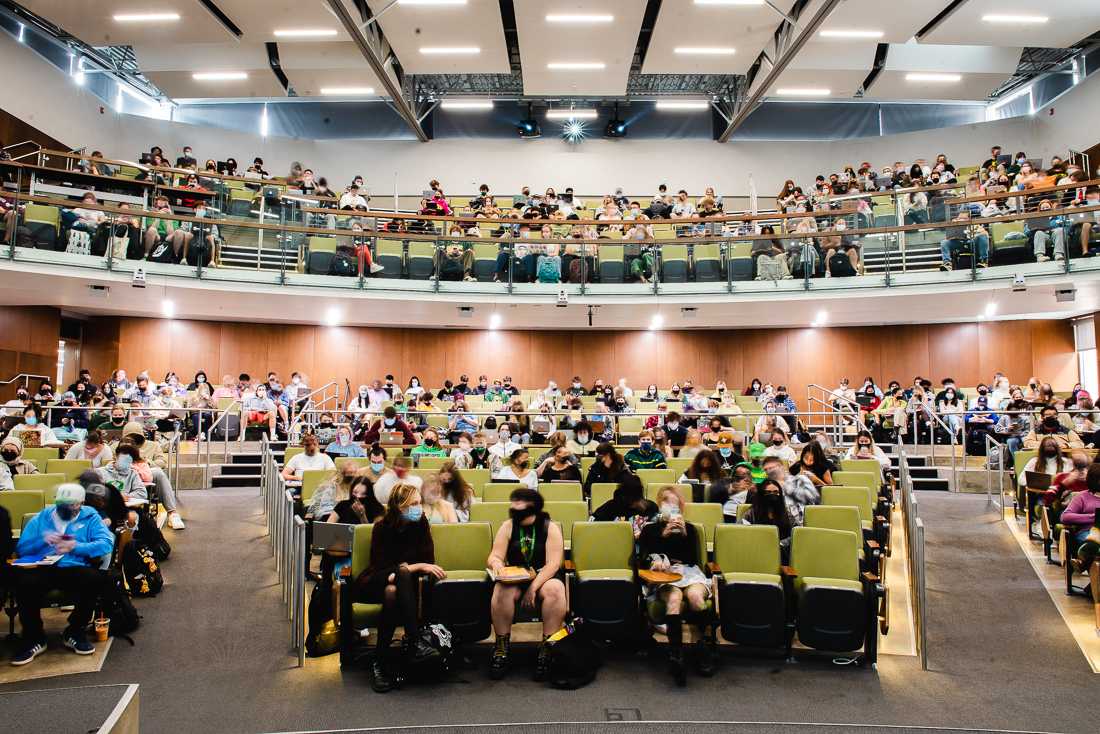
[312,522,356,553]
[1024,471,1053,491]
[1026,158,1043,171]
[996,154,1013,167]
[379,430,405,446]
[856,393,877,408]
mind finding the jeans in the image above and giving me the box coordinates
[1032,229,1066,259]
[16,565,105,641]
[941,235,989,264]
[150,467,179,512]
[905,209,929,225]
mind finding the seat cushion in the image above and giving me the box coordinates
[796,577,863,596]
[351,602,383,629]
[723,571,782,588]
[577,569,634,581]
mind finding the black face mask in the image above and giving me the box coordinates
[1043,417,1060,429]
[1,449,17,462]
[425,439,437,447]
[57,504,78,521]
[515,461,529,470]
[112,417,126,426]
[509,506,537,522]
[319,421,334,428]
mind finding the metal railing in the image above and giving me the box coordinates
[204,399,241,481]
[896,443,929,671]
[910,401,959,491]
[259,435,306,667]
[806,384,868,445]
[288,382,340,439]
[0,372,51,390]
[984,432,1008,515]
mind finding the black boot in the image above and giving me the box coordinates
[371,657,395,693]
[533,637,551,682]
[666,614,686,686]
[695,632,717,677]
[489,634,511,680]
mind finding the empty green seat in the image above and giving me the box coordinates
[13,473,66,503]
[482,483,526,503]
[468,502,511,534]
[543,500,588,549]
[0,490,46,537]
[568,521,638,640]
[45,459,92,483]
[714,524,787,648]
[428,522,493,642]
[683,502,723,551]
[338,524,382,666]
[540,482,583,502]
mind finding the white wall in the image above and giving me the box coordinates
[0,31,1049,199]
[1032,70,1100,168]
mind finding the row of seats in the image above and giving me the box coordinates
[338,521,884,667]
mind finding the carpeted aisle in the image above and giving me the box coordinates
[0,490,1094,734]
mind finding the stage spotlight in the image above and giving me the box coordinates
[604,119,627,137]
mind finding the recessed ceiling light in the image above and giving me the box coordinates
[655,100,710,110]
[113,12,181,22]
[981,14,1048,24]
[905,73,961,82]
[694,0,764,5]
[420,46,481,55]
[547,62,605,70]
[273,29,338,38]
[440,99,493,109]
[546,109,598,119]
[320,86,375,95]
[546,14,614,23]
[192,72,248,81]
[399,0,467,5]
[775,87,831,96]
[674,47,736,55]
[819,29,884,39]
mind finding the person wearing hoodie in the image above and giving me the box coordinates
[0,435,39,489]
[10,483,114,666]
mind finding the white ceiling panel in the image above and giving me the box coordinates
[920,0,1100,48]
[643,0,795,75]
[516,0,647,96]
[144,70,286,100]
[815,0,952,44]
[759,41,877,98]
[214,0,351,42]
[863,43,1021,101]
[365,0,509,74]
[20,0,233,45]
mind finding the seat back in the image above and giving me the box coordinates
[300,469,334,504]
[22,447,59,465]
[468,502,510,534]
[430,522,493,571]
[45,459,92,482]
[646,482,692,502]
[350,523,374,578]
[589,482,618,509]
[334,457,370,472]
[636,468,676,487]
[839,459,882,477]
[832,470,878,494]
[821,485,875,525]
[543,501,588,546]
[714,524,780,575]
[13,473,66,503]
[683,502,723,548]
[617,416,644,436]
[0,490,46,524]
[24,204,60,229]
[790,526,859,582]
[308,236,337,253]
[540,482,582,502]
[482,483,525,502]
[804,505,862,537]
[417,455,449,471]
[283,446,304,464]
[571,521,633,572]
[666,457,692,475]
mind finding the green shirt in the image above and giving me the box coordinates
[624,447,667,471]
[411,444,448,457]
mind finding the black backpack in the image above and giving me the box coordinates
[148,241,178,264]
[133,518,171,562]
[828,252,857,277]
[122,542,164,597]
[547,618,601,689]
[404,624,454,681]
[329,252,358,277]
[100,570,141,641]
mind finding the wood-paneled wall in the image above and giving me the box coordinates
[94,316,1078,407]
[0,306,60,399]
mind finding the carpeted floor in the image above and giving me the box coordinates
[0,490,1095,734]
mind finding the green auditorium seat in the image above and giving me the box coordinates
[728,241,754,281]
[543,500,588,550]
[23,204,60,250]
[482,483,526,503]
[0,490,46,537]
[473,242,499,282]
[598,244,625,283]
[693,242,723,282]
[468,502,510,534]
[683,502,723,551]
[375,239,404,277]
[428,522,493,643]
[788,526,881,667]
[636,468,677,488]
[589,482,618,510]
[540,483,583,502]
[821,485,889,551]
[339,524,382,666]
[416,455,449,472]
[660,244,689,283]
[45,459,92,483]
[21,447,59,467]
[300,469,334,505]
[714,524,789,649]
[805,505,882,577]
[306,236,338,275]
[407,241,436,279]
[13,473,66,503]
[567,521,639,641]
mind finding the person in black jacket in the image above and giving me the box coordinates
[591,474,657,535]
[354,482,445,693]
[582,442,628,497]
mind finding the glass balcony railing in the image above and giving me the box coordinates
[2,150,1099,297]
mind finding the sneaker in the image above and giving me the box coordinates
[11,639,46,666]
[1055,254,1066,262]
[370,262,384,274]
[168,512,185,530]
[939,261,953,272]
[489,638,511,680]
[371,659,395,693]
[155,511,167,529]
[978,260,989,268]
[1036,254,1050,263]
[62,628,95,656]
[533,642,551,682]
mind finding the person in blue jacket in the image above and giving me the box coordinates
[11,483,114,666]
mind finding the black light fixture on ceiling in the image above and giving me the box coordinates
[605,102,626,138]
[517,102,541,138]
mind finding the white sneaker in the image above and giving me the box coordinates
[1055,254,1065,261]
[370,262,384,274]
[1036,254,1050,263]
[168,512,186,530]
[155,511,167,529]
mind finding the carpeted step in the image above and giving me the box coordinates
[912,477,950,491]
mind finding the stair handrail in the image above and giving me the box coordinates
[288,381,340,436]
[909,400,958,491]
[984,432,1007,515]
[806,383,868,445]
[205,399,242,475]
[0,372,51,389]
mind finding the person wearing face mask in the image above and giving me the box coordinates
[281,435,336,486]
[185,382,217,439]
[936,386,965,440]
[488,423,522,460]
[403,376,424,400]
[64,429,114,468]
[420,476,459,524]
[584,442,628,497]
[10,483,114,665]
[10,404,63,448]
[311,413,340,446]
[762,457,819,526]
[361,406,416,446]
[328,475,384,525]
[325,426,365,459]
[2,387,31,416]
[372,457,423,505]
[78,469,129,530]
[362,444,389,483]
[97,443,147,505]
[1023,406,1083,450]
[742,478,794,557]
[0,435,37,488]
[411,428,449,460]
[967,383,994,410]
[639,486,713,684]
[752,406,790,444]
[355,482,445,692]
[662,411,688,448]
[486,487,566,681]
[871,388,909,438]
[346,384,374,427]
[680,448,725,486]
[964,396,1001,454]
[536,445,581,484]
[186,370,208,391]
[712,433,744,473]
[308,461,362,520]
[494,448,538,490]
[713,464,755,519]
[762,428,797,463]
[844,430,891,481]
[436,462,474,522]
[566,376,586,398]
[624,430,668,471]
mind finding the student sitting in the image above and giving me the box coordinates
[326,425,366,458]
[437,461,474,522]
[761,428,797,463]
[844,430,891,482]
[624,429,668,471]
[1062,464,1100,577]
[372,457,423,505]
[679,448,725,486]
[410,428,448,459]
[639,486,714,684]
[308,462,359,520]
[487,488,567,681]
[535,445,581,483]
[9,404,63,448]
[741,478,794,561]
[361,406,417,446]
[0,435,38,488]
[420,475,459,524]
[494,448,538,490]
[354,482,445,693]
[280,435,335,486]
[584,442,628,497]
[762,456,819,526]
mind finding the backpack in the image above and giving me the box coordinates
[536,257,560,283]
[148,241,177,264]
[828,252,857,277]
[122,542,164,597]
[755,254,790,281]
[306,582,339,657]
[567,257,592,283]
[403,623,454,681]
[439,255,465,281]
[789,242,819,278]
[99,570,141,641]
[133,518,171,562]
[546,618,601,689]
[329,253,358,277]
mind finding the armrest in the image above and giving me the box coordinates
[706,561,722,576]
[562,560,576,572]
[861,571,880,584]
[780,566,798,578]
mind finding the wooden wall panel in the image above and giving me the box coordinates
[93,317,1083,403]
[79,316,119,385]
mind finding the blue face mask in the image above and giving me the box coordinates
[719,448,732,457]
[402,505,423,522]
[116,455,133,473]
[370,462,385,473]
[24,416,37,426]
[384,418,396,427]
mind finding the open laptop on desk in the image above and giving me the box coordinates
[379,431,406,446]
[312,522,356,553]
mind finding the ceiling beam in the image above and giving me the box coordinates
[717,0,843,143]
[323,0,430,142]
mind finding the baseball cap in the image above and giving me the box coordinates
[748,442,766,459]
[54,483,85,505]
